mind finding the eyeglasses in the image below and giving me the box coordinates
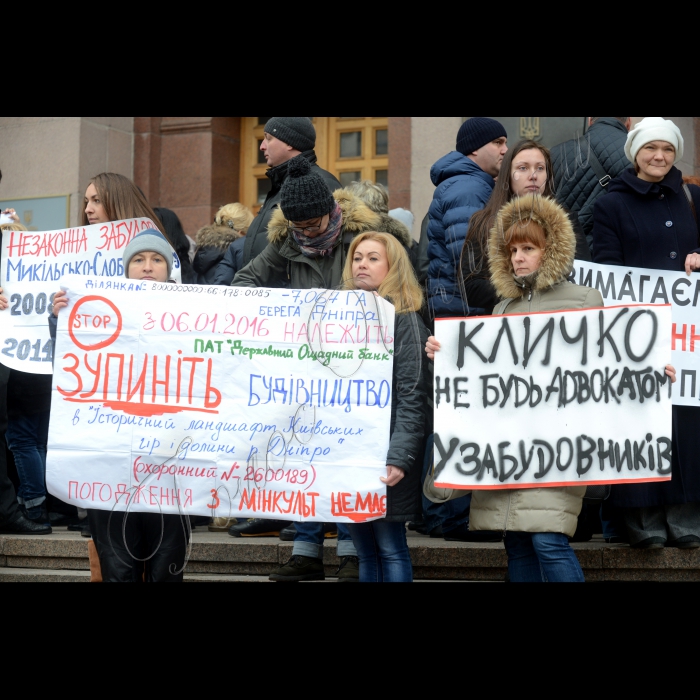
[287,219,324,235]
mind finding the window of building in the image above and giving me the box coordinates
[240,117,389,214]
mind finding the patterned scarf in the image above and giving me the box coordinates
[291,202,344,258]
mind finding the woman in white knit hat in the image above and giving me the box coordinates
[592,118,700,550]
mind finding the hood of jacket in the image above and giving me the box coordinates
[430,151,493,188]
[377,212,413,248]
[266,188,384,247]
[489,196,577,300]
[196,225,244,252]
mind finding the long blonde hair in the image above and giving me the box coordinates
[343,232,423,314]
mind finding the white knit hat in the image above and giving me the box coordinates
[625,117,684,165]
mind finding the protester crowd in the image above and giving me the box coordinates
[0,115,699,584]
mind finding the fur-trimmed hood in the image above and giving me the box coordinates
[488,196,576,300]
[379,213,413,248]
[196,225,244,252]
[267,188,401,247]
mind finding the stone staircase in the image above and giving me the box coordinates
[1,529,700,582]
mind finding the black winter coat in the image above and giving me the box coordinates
[7,370,52,419]
[592,167,700,271]
[384,311,431,523]
[592,166,700,508]
[553,117,630,239]
[242,151,341,267]
[213,238,246,286]
[193,247,226,285]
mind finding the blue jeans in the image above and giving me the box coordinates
[347,521,413,583]
[422,434,470,533]
[293,522,357,559]
[504,532,585,583]
[5,411,50,512]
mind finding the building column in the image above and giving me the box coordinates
[134,117,241,237]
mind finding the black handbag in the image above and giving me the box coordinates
[583,485,611,504]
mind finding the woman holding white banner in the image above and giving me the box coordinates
[428,193,679,582]
[343,231,430,583]
[592,117,700,550]
[52,229,190,582]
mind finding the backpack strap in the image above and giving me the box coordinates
[587,146,612,190]
[683,184,699,246]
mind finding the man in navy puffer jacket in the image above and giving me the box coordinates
[427,118,508,318]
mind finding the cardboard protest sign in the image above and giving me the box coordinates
[47,280,396,523]
[0,219,182,374]
[434,305,673,491]
[572,261,700,408]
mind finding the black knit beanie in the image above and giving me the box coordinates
[280,156,335,222]
[265,117,316,152]
[457,117,508,156]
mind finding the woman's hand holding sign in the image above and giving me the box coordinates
[52,290,69,317]
[382,466,405,487]
[426,336,441,361]
[0,288,8,311]
[685,252,700,276]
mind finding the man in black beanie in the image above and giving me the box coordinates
[0,170,51,535]
[424,119,507,545]
[426,117,508,320]
[241,118,341,269]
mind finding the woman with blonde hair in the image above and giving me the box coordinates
[207,203,256,286]
[341,232,430,583]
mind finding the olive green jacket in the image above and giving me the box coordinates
[232,189,412,291]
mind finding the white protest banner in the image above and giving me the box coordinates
[434,305,673,491]
[0,218,182,374]
[47,280,396,523]
[571,261,700,407]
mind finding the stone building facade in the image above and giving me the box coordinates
[1,117,698,239]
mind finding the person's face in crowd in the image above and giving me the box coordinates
[128,252,169,282]
[84,184,110,225]
[636,141,676,183]
[288,214,330,240]
[470,137,509,178]
[511,148,548,197]
[261,133,297,168]
[511,240,544,277]
[352,240,390,291]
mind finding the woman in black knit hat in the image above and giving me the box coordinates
[232,156,414,291]
[231,155,415,583]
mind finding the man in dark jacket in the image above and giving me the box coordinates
[552,117,632,245]
[0,170,51,535]
[427,118,508,318]
[242,117,341,268]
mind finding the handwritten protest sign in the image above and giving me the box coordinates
[434,305,673,491]
[0,219,182,374]
[47,280,396,523]
[571,261,700,408]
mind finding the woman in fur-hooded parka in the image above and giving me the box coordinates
[232,189,414,291]
[469,196,604,539]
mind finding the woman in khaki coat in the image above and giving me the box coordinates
[428,194,677,582]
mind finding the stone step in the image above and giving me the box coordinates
[1,529,699,582]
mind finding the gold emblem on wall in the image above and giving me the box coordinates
[520,117,541,140]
